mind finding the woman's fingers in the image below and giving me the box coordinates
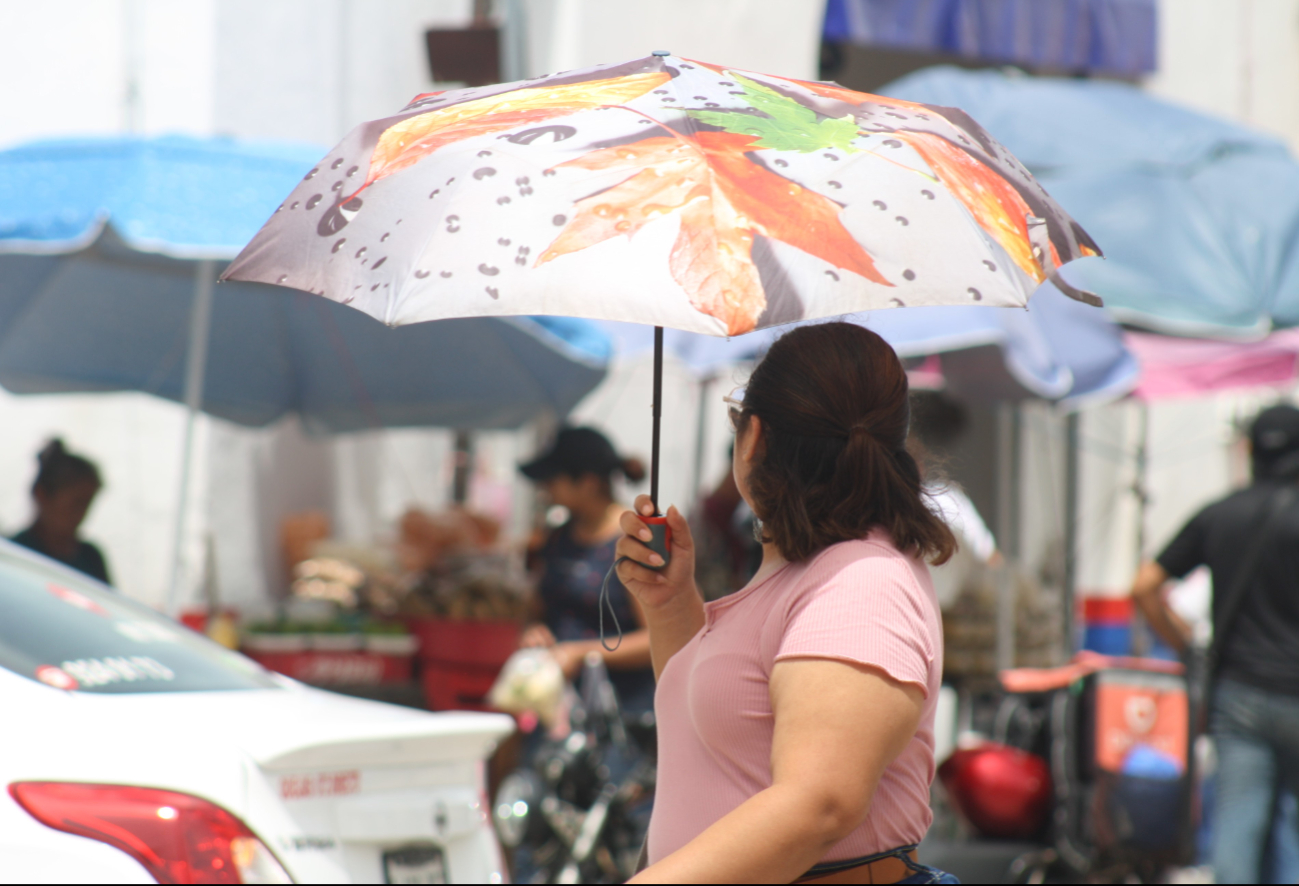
[619,508,653,542]
[634,494,656,517]
[616,555,668,585]
[615,533,662,568]
[664,505,694,554]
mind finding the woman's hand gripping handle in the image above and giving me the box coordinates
[615,496,705,679]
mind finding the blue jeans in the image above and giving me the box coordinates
[1211,679,1299,884]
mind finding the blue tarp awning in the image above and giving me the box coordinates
[0,136,611,432]
[824,0,1157,78]
[880,67,1299,336]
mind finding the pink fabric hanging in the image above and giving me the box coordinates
[1126,329,1299,401]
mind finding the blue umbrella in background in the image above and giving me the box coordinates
[880,66,1299,337]
[0,136,611,609]
[598,284,1138,408]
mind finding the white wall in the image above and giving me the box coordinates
[521,0,822,80]
[1148,0,1299,153]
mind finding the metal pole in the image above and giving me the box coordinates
[166,260,215,616]
[1131,400,1152,655]
[690,372,716,507]
[1063,410,1081,657]
[650,326,663,513]
[995,403,1018,672]
[452,430,474,504]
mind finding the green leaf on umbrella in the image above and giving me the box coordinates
[687,74,862,154]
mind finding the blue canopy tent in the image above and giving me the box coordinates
[879,66,1299,337]
[823,0,1157,79]
[0,136,611,609]
[598,283,1139,409]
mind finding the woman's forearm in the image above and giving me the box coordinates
[560,629,653,670]
[630,782,858,884]
[642,592,706,681]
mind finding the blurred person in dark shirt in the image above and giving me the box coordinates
[519,426,655,715]
[12,439,112,585]
[1131,404,1299,884]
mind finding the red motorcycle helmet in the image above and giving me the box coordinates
[938,742,1052,840]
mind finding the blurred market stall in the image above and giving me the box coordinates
[0,136,611,636]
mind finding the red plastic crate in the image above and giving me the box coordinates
[420,660,500,712]
[244,650,412,685]
[405,618,520,668]
[1082,596,1133,626]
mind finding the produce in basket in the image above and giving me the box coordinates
[488,648,565,726]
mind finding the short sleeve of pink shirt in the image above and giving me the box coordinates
[647,532,943,866]
[775,547,936,690]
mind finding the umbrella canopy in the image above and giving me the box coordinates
[881,66,1299,337]
[224,53,1101,337]
[0,136,611,432]
[222,52,1103,505]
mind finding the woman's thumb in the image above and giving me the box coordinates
[665,505,693,551]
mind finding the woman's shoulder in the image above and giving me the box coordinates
[806,533,924,577]
[781,535,936,611]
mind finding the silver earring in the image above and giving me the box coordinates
[752,517,765,544]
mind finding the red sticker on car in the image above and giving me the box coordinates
[47,584,108,616]
[35,665,79,691]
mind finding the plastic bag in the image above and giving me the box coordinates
[488,648,565,727]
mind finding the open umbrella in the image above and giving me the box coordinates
[224,52,1102,518]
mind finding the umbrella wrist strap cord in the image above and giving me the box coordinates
[598,557,629,652]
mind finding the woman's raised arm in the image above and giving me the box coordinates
[632,658,924,883]
[615,495,706,680]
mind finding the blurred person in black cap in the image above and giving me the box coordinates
[12,439,112,585]
[519,426,655,714]
[1131,403,1299,884]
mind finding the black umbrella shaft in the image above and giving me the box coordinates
[651,326,663,515]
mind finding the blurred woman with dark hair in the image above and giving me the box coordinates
[616,323,956,883]
[519,426,655,714]
[12,439,112,585]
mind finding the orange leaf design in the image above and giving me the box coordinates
[896,131,1050,280]
[364,72,671,191]
[786,77,930,114]
[539,131,887,335]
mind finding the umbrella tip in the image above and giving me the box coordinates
[652,50,671,57]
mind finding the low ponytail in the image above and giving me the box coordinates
[739,323,956,565]
[620,457,647,484]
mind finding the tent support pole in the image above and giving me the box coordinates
[651,326,663,513]
[995,402,1020,672]
[166,259,215,616]
[1062,409,1081,657]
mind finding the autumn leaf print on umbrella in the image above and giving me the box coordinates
[224,52,1102,507]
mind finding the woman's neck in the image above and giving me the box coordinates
[569,499,621,545]
[30,521,78,560]
[750,541,788,586]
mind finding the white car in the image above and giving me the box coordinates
[0,538,514,884]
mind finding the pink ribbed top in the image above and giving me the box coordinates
[647,532,943,864]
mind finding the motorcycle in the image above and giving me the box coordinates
[493,654,655,884]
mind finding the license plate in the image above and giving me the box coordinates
[383,846,448,885]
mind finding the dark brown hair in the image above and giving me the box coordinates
[738,323,956,564]
[32,438,101,496]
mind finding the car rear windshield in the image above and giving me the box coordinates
[0,546,278,694]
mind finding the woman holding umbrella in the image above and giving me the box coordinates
[219,49,1105,883]
[615,324,956,884]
